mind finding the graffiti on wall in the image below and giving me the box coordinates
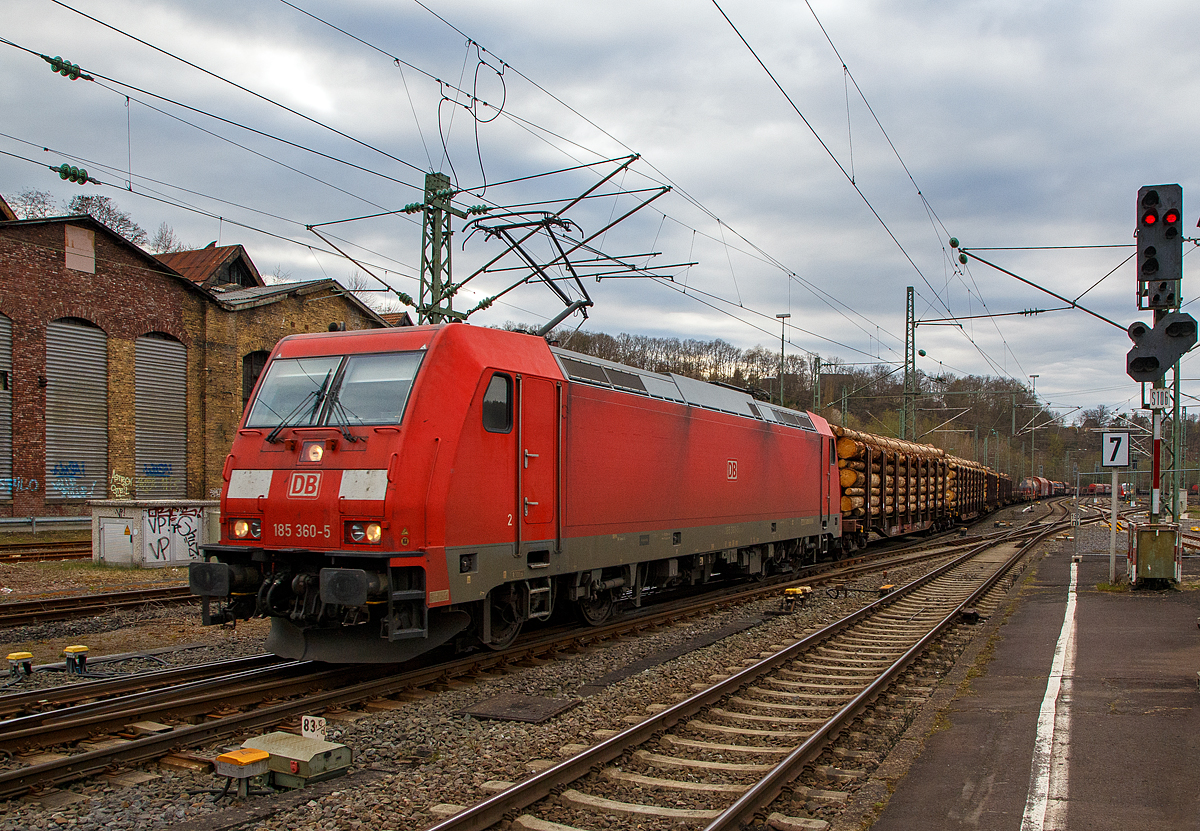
[109,471,133,499]
[48,461,99,500]
[145,506,203,562]
[108,465,185,499]
[0,477,39,494]
[136,463,182,497]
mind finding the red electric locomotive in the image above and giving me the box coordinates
[190,324,842,662]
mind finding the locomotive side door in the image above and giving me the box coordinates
[517,376,560,554]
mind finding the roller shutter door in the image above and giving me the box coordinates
[0,315,10,500]
[135,335,187,498]
[45,320,107,501]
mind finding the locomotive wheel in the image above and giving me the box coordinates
[575,589,614,626]
[484,587,523,650]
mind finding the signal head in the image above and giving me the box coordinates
[1136,184,1183,311]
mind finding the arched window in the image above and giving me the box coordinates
[135,333,186,498]
[243,350,271,411]
[45,318,107,501]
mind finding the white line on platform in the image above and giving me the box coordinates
[1021,559,1078,831]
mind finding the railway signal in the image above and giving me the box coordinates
[1126,312,1197,383]
[1136,184,1183,310]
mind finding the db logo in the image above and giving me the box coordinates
[727,460,738,481]
[288,471,322,499]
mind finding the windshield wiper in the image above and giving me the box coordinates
[325,389,362,443]
[265,370,333,444]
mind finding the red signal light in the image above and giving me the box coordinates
[1143,209,1159,225]
[1164,208,1180,224]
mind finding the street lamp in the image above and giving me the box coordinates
[776,313,790,406]
[1030,374,1039,480]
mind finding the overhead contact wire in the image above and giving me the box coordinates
[47,0,427,176]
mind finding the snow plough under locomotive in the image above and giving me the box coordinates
[189,323,1011,662]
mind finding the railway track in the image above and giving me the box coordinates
[0,504,1069,802]
[0,505,1045,629]
[424,514,1075,831]
[0,585,194,627]
[0,540,91,563]
[0,654,283,720]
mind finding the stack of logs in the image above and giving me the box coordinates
[833,425,954,517]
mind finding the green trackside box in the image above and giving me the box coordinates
[1128,523,1181,585]
[241,731,352,788]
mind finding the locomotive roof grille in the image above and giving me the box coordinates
[551,348,816,432]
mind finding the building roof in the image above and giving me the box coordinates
[156,243,264,287]
[380,311,414,327]
[208,278,390,327]
[0,213,210,296]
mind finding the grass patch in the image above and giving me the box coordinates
[928,709,952,735]
[1096,581,1130,593]
[0,529,90,544]
[957,630,1002,697]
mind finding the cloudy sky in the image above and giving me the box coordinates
[3,0,1199,417]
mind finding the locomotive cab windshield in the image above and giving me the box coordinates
[247,351,423,431]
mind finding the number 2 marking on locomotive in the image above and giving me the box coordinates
[507,514,513,526]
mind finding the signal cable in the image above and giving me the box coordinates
[87,80,394,213]
[1073,251,1135,304]
[653,277,888,362]
[24,7,907,365]
[959,251,1126,331]
[0,35,423,195]
[399,0,905,350]
[46,0,428,177]
[709,0,954,321]
[274,1,909,360]
[800,0,1039,370]
[274,0,437,170]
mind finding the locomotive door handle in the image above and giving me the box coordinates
[524,497,539,516]
[524,450,539,468]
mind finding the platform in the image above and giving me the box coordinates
[869,545,1200,830]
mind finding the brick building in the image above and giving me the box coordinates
[0,204,390,517]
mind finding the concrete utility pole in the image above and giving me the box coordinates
[776,313,790,406]
[1030,375,1039,478]
[902,286,916,441]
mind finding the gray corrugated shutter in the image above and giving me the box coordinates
[135,335,187,498]
[46,320,107,501]
[0,315,11,500]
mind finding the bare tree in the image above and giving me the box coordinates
[8,189,57,219]
[265,264,292,285]
[147,222,189,254]
[65,195,147,246]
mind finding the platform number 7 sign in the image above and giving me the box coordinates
[1101,432,1130,467]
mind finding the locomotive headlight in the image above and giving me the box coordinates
[232,519,261,540]
[347,521,383,544]
[302,440,324,463]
